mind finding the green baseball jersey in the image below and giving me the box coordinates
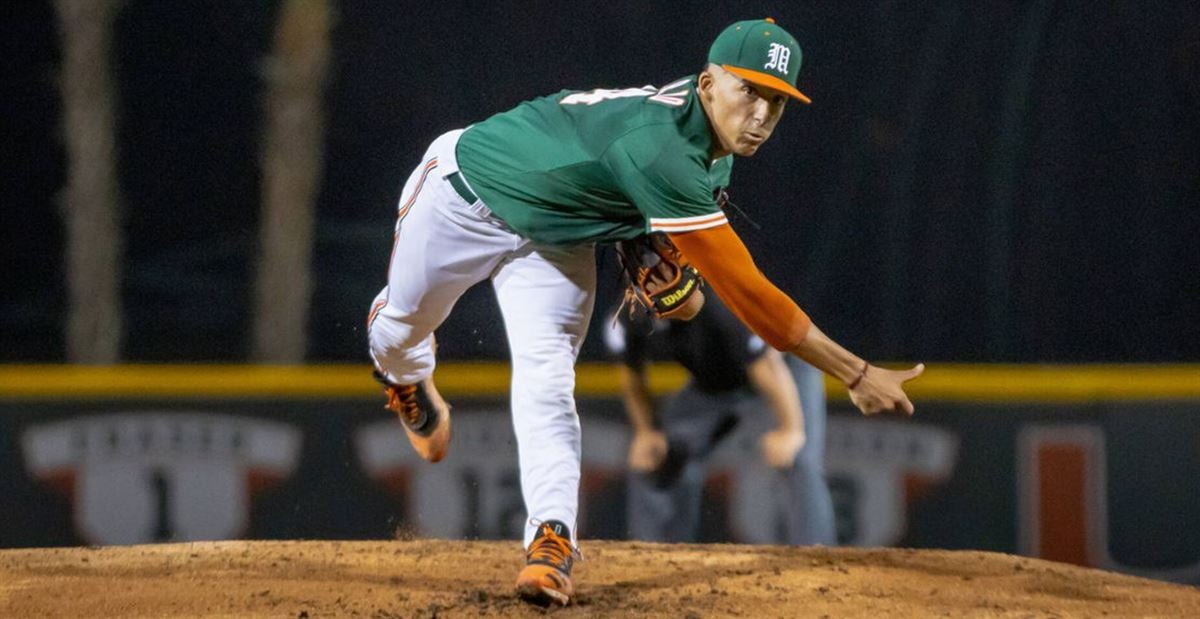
[455,75,733,245]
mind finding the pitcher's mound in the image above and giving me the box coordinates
[2,540,1197,617]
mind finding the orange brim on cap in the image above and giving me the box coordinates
[722,64,812,104]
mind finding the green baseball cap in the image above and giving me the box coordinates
[707,18,811,104]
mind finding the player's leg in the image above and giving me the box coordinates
[627,385,731,542]
[492,242,596,545]
[367,131,518,461]
[367,147,509,384]
[782,357,837,545]
[492,242,595,605]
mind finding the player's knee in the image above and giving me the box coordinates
[527,371,576,410]
[513,354,578,410]
[368,315,437,375]
[369,313,431,353]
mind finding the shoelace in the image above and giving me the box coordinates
[528,524,574,567]
[386,384,422,426]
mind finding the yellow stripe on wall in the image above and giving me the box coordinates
[0,363,1197,402]
[897,364,1200,402]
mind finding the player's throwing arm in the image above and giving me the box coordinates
[790,324,925,416]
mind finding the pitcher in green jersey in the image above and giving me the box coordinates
[366,18,924,607]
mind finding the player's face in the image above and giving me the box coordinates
[700,65,787,157]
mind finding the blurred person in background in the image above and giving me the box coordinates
[606,292,837,545]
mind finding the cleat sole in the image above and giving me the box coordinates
[516,582,569,606]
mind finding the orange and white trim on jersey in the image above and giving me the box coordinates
[648,211,728,233]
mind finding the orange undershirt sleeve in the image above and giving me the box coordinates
[668,224,812,351]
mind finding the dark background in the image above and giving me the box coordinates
[4,1,1199,363]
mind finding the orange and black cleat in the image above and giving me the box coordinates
[515,520,577,606]
[375,370,451,463]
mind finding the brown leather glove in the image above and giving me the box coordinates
[615,233,704,319]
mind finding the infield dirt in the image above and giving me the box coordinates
[2,540,1198,617]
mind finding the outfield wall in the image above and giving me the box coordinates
[1,364,1197,584]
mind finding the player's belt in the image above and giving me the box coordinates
[447,172,478,205]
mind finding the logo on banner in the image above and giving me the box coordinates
[705,417,958,546]
[356,410,626,540]
[22,413,302,545]
[357,407,957,547]
[1017,424,1200,582]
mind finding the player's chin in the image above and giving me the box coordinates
[735,141,764,156]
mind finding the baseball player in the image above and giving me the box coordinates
[366,18,924,606]
[606,293,837,545]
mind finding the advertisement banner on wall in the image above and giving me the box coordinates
[1,396,1197,584]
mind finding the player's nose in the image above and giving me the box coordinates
[751,98,771,124]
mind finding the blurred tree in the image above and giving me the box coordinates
[251,0,333,362]
[54,0,124,364]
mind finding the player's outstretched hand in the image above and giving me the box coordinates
[628,429,669,472]
[848,363,925,416]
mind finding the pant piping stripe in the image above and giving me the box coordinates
[366,299,387,330]
[370,157,439,333]
[396,157,439,225]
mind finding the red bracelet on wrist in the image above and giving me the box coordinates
[847,360,869,390]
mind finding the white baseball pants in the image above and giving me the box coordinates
[367,129,595,547]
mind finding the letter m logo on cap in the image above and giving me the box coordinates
[764,42,790,74]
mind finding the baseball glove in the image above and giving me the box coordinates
[615,233,704,319]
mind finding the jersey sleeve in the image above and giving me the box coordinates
[604,129,730,233]
[667,224,813,351]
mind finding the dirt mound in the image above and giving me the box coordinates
[2,540,1197,617]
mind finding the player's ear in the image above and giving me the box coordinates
[697,66,716,100]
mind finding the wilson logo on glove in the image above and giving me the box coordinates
[615,233,704,319]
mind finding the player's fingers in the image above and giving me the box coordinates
[901,363,926,381]
[635,454,661,472]
[899,395,915,416]
[630,445,652,471]
[645,262,673,286]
